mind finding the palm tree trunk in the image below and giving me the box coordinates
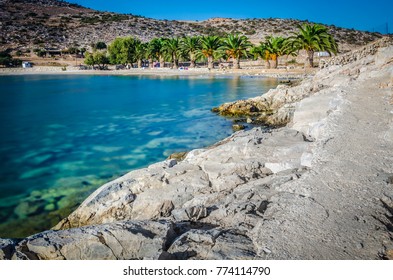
[272,57,278,69]
[172,55,178,69]
[159,56,164,68]
[148,58,153,68]
[208,56,213,69]
[265,59,270,69]
[189,53,196,68]
[233,58,240,69]
[306,50,314,68]
[137,59,142,68]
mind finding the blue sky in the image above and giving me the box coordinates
[70,0,392,33]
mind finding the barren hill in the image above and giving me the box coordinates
[0,0,384,52]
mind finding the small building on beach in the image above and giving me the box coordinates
[316,51,331,57]
[22,61,32,68]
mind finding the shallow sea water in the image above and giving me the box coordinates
[0,74,278,237]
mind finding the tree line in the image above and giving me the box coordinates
[84,23,338,70]
[0,51,22,68]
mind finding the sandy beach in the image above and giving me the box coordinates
[0,65,314,78]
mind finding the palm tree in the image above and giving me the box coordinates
[197,36,222,69]
[220,34,252,69]
[134,41,147,68]
[250,42,270,68]
[162,37,181,69]
[180,36,201,68]
[264,36,287,69]
[146,40,156,67]
[289,23,338,67]
[147,38,165,68]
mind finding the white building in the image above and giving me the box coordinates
[22,61,32,68]
[316,51,331,57]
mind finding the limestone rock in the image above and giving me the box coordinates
[153,200,175,218]
[168,229,257,259]
[54,160,211,229]
[0,239,16,260]
[320,37,393,68]
[56,125,312,230]
[185,206,208,221]
[386,250,393,260]
[14,220,175,260]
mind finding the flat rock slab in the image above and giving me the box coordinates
[168,229,257,260]
[3,220,175,260]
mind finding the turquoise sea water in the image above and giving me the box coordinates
[0,74,278,238]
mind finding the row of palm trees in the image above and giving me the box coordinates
[86,23,338,69]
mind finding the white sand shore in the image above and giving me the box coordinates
[0,65,313,78]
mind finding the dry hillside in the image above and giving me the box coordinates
[0,0,383,52]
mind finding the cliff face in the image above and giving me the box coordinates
[1,37,392,260]
[0,0,382,51]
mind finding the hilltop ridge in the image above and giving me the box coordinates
[0,0,383,52]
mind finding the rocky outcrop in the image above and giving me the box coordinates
[212,77,330,126]
[168,229,257,260]
[1,38,392,260]
[3,220,175,260]
[53,127,311,231]
[319,36,393,68]
[0,239,16,260]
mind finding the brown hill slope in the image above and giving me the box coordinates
[0,0,383,52]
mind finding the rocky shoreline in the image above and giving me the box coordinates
[1,37,393,260]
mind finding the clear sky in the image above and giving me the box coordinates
[69,0,392,33]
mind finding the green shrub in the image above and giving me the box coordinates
[34,48,46,57]
[245,29,256,35]
[0,51,21,67]
[287,59,297,64]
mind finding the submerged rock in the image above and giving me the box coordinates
[232,124,246,131]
